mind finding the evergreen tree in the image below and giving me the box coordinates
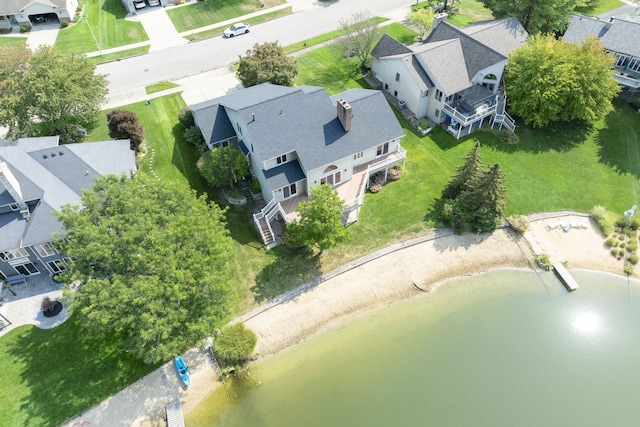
[442,141,483,200]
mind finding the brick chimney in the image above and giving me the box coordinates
[337,98,352,132]
[0,162,29,219]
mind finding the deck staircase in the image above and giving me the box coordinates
[492,89,516,133]
[252,198,285,248]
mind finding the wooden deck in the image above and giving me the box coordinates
[553,263,579,292]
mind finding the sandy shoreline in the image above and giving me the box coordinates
[65,214,627,425]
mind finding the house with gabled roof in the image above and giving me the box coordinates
[564,14,640,91]
[190,83,406,247]
[0,0,77,28]
[0,136,136,282]
[370,15,528,139]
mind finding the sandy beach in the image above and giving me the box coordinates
[61,213,626,425]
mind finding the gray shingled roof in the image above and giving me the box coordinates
[191,83,404,175]
[565,14,640,58]
[414,39,471,96]
[0,0,68,15]
[0,137,135,251]
[192,104,235,146]
[262,160,306,189]
[425,22,507,83]
[461,17,529,57]
[371,33,413,59]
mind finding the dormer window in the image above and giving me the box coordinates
[9,203,19,211]
[276,154,287,164]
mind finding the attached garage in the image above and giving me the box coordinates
[0,0,77,27]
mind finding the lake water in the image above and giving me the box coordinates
[186,269,640,426]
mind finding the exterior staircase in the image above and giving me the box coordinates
[238,180,252,202]
[492,88,516,133]
[252,198,285,248]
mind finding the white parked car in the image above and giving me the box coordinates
[224,23,250,38]
[133,0,146,9]
[147,0,160,6]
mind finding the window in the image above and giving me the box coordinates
[435,109,441,119]
[376,142,389,157]
[395,73,400,82]
[615,54,630,68]
[276,154,287,164]
[435,89,443,102]
[47,260,66,273]
[282,183,297,198]
[384,83,389,90]
[629,58,640,72]
[237,124,242,135]
[353,152,363,160]
[33,243,56,258]
[14,262,38,276]
[9,203,19,211]
[0,248,29,261]
[394,90,398,97]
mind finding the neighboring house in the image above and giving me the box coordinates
[370,15,529,139]
[191,83,406,247]
[120,0,169,14]
[0,0,77,27]
[564,14,640,91]
[0,136,136,282]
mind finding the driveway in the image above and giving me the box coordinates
[26,22,60,51]
[135,6,188,52]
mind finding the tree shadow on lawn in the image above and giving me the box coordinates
[251,246,322,303]
[594,103,640,178]
[477,118,594,154]
[4,317,153,427]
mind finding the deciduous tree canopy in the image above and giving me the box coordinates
[197,146,250,188]
[505,35,619,127]
[479,0,577,34]
[0,45,107,143]
[57,175,239,363]
[106,110,144,152]
[339,11,381,69]
[408,7,435,39]
[286,184,349,251]
[236,42,298,87]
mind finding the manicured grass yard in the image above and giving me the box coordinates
[0,318,154,427]
[447,0,494,26]
[145,81,180,94]
[88,45,150,66]
[0,36,27,48]
[167,0,286,33]
[576,0,624,15]
[55,0,147,55]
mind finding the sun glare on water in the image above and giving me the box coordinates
[571,311,601,335]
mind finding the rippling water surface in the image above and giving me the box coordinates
[187,269,640,427]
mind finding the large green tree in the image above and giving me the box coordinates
[197,146,250,188]
[440,142,507,233]
[408,7,435,39]
[106,109,144,152]
[236,42,298,87]
[479,0,577,34]
[286,184,349,252]
[506,35,619,127]
[56,175,239,363]
[0,45,107,143]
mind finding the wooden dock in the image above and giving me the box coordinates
[553,263,579,292]
[165,401,185,427]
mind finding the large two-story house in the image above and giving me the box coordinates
[0,136,136,283]
[371,15,529,139]
[190,83,406,247]
[564,14,640,92]
[0,0,77,29]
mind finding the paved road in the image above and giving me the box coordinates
[98,0,410,95]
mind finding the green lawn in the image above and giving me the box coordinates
[0,36,27,48]
[167,0,286,33]
[185,7,292,42]
[55,0,147,55]
[0,318,154,427]
[87,45,150,66]
[146,81,180,94]
[575,0,624,15]
[447,0,494,26]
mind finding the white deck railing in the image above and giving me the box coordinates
[442,102,497,127]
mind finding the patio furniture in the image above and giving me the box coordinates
[547,219,559,230]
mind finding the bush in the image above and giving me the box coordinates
[630,254,639,265]
[628,240,638,252]
[248,177,261,194]
[214,323,257,367]
[369,173,385,193]
[620,241,627,249]
[535,253,552,270]
[41,296,56,311]
[106,109,144,152]
[496,130,519,144]
[387,167,402,181]
[178,108,195,128]
[20,25,29,33]
[590,205,616,236]
[611,248,620,257]
[184,125,205,151]
[605,237,616,247]
[507,214,529,234]
[618,234,626,241]
[61,20,69,28]
[631,217,640,230]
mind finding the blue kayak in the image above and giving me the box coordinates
[174,355,191,386]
